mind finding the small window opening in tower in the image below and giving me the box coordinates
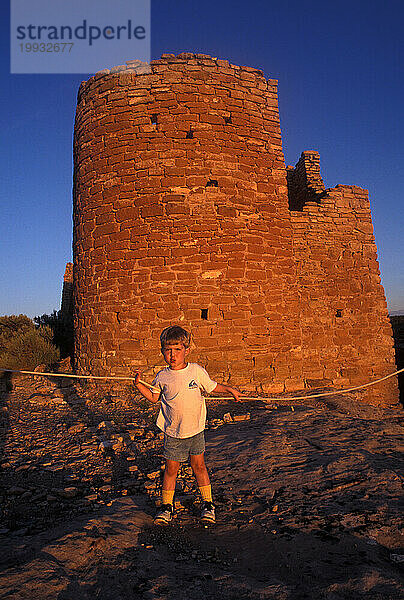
[336,309,343,318]
[224,115,232,124]
[206,180,218,188]
[186,129,194,139]
[151,114,158,124]
[201,308,208,320]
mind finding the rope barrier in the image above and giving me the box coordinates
[1,366,402,402]
[208,367,404,402]
[0,368,159,392]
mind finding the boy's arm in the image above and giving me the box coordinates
[134,373,160,404]
[212,382,242,402]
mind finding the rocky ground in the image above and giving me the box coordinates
[0,369,403,599]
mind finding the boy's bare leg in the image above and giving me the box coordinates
[191,455,215,522]
[162,459,180,505]
[190,453,210,487]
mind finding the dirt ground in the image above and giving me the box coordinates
[0,373,403,599]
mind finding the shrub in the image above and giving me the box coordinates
[34,310,74,359]
[0,315,60,371]
[0,314,33,353]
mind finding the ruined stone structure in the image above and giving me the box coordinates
[72,53,398,405]
[60,262,73,321]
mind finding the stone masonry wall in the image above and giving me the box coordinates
[288,152,398,405]
[60,262,73,321]
[72,53,398,404]
[287,151,326,210]
[73,53,302,392]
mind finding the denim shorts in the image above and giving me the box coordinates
[163,431,205,462]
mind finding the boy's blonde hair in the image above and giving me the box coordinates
[160,325,191,349]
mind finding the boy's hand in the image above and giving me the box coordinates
[228,386,242,402]
[213,383,242,402]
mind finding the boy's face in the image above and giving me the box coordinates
[161,341,189,370]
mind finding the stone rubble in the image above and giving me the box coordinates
[0,371,403,598]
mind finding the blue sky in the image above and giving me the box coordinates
[1,0,403,317]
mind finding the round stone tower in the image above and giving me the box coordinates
[72,52,305,390]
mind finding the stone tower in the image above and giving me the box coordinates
[72,53,398,405]
[60,262,73,321]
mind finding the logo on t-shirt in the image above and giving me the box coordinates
[188,380,198,389]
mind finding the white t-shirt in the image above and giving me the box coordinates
[152,363,217,439]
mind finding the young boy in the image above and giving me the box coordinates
[134,325,241,525]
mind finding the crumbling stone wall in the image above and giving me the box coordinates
[72,53,398,404]
[60,262,73,321]
[287,151,326,210]
[288,152,397,404]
